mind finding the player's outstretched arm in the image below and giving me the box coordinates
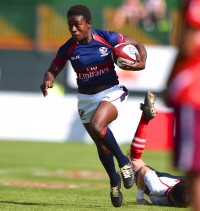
[40,63,62,97]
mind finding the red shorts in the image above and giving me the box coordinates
[174,105,200,173]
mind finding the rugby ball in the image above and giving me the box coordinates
[112,43,138,68]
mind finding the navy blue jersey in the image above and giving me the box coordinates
[53,29,125,93]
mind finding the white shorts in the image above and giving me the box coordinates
[77,85,129,123]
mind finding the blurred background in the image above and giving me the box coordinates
[0,0,182,150]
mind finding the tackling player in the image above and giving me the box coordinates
[130,92,192,207]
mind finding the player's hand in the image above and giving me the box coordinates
[121,53,146,71]
[136,198,150,205]
[40,81,53,97]
[132,159,146,172]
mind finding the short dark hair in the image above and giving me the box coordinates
[67,5,91,22]
[169,179,192,207]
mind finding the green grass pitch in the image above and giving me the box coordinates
[0,140,188,211]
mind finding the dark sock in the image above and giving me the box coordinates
[97,147,120,186]
[101,127,129,167]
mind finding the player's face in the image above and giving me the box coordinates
[68,15,91,43]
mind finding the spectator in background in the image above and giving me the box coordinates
[112,0,168,32]
[112,0,146,29]
[166,0,200,210]
[142,0,167,31]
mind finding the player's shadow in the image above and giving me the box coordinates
[0,200,108,208]
[125,201,153,206]
[0,200,61,206]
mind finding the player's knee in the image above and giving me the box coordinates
[89,121,105,139]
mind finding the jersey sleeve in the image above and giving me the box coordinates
[52,44,68,69]
[106,31,126,46]
[52,38,77,69]
[94,29,125,47]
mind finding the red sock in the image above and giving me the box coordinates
[130,113,148,159]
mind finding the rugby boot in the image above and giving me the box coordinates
[120,158,135,189]
[140,91,157,122]
[110,173,123,207]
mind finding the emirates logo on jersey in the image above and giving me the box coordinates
[99,47,108,56]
